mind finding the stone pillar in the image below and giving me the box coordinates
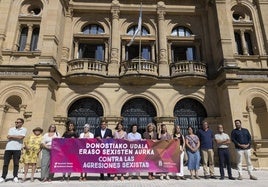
[59,9,73,74]
[151,42,155,62]
[122,42,126,61]
[105,41,109,62]
[108,1,120,76]
[25,24,33,51]
[240,29,248,55]
[74,40,79,59]
[157,2,169,76]
[0,105,8,139]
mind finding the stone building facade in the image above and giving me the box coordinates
[0,0,268,167]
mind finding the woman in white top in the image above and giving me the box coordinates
[127,124,142,180]
[41,124,61,182]
[79,124,94,181]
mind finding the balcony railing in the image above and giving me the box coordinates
[170,60,207,77]
[120,58,158,76]
[170,61,207,85]
[67,58,107,76]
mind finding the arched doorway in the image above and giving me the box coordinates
[251,97,268,139]
[121,98,157,134]
[174,98,207,135]
[68,97,103,134]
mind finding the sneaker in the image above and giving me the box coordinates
[204,175,210,179]
[220,177,224,180]
[0,177,5,183]
[166,175,170,180]
[228,177,236,180]
[250,175,257,180]
[160,175,164,180]
[237,175,243,180]
[13,177,19,183]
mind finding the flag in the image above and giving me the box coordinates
[127,4,142,47]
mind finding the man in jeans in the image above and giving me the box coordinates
[0,118,27,183]
[197,120,216,179]
[231,119,257,180]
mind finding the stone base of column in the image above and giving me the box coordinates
[158,63,170,77]
[108,63,119,76]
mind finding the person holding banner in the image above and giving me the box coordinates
[41,124,61,182]
[113,122,128,181]
[79,123,94,181]
[158,124,172,180]
[61,122,79,181]
[185,126,201,180]
[94,121,113,180]
[173,125,186,180]
[127,124,142,180]
[143,123,157,180]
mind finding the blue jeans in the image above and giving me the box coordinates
[1,150,21,179]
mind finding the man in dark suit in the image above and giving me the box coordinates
[94,121,113,180]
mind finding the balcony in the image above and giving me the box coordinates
[170,61,207,86]
[120,58,158,85]
[66,58,107,84]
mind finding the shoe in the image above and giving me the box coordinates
[190,175,195,179]
[13,177,19,183]
[176,176,180,180]
[220,177,224,180]
[148,175,153,180]
[41,178,47,182]
[195,175,201,179]
[228,177,235,180]
[160,175,164,180]
[210,175,217,179]
[0,177,5,183]
[114,176,118,181]
[237,175,243,180]
[79,177,83,181]
[204,175,210,179]
[137,176,142,180]
[250,175,257,180]
[120,176,124,181]
[128,176,132,180]
[166,175,170,180]
[180,176,186,180]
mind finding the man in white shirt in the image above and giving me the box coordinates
[214,124,235,180]
[0,118,27,183]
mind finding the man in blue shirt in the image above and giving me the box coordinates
[231,119,257,180]
[197,121,216,179]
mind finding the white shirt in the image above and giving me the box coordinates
[127,132,142,140]
[42,132,61,147]
[79,132,94,138]
[215,132,230,148]
[6,127,27,150]
[101,129,106,138]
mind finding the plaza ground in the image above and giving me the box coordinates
[0,166,267,187]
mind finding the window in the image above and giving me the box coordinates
[30,27,40,51]
[82,24,104,34]
[127,25,149,36]
[126,45,151,60]
[18,27,28,51]
[172,46,196,61]
[244,32,253,55]
[78,43,104,61]
[234,32,243,55]
[171,26,192,37]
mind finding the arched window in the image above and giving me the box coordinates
[82,24,104,34]
[127,25,149,36]
[30,27,39,51]
[18,27,28,51]
[171,26,192,37]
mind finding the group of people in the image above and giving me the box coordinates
[0,118,258,183]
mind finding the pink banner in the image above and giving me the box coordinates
[50,138,180,173]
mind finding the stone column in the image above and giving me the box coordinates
[240,29,248,55]
[0,105,8,139]
[13,24,21,51]
[25,24,33,51]
[151,42,155,62]
[108,1,120,76]
[157,2,169,76]
[105,41,109,62]
[0,33,5,61]
[74,40,79,59]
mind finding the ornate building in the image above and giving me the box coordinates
[0,0,267,167]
